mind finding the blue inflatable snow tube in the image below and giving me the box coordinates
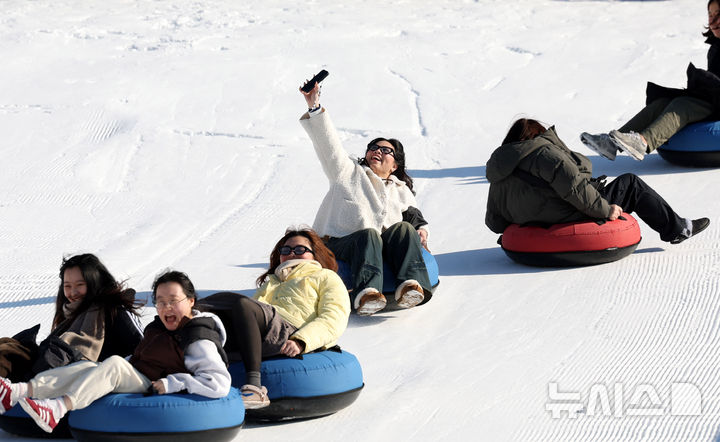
[68,388,245,442]
[657,121,720,167]
[0,403,71,439]
[336,247,440,294]
[229,349,364,422]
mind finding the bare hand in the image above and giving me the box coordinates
[280,339,304,357]
[152,380,166,395]
[417,229,429,252]
[608,204,623,221]
[299,81,321,109]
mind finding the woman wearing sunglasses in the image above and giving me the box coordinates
[199,228,350,409]
[298,79,433,316]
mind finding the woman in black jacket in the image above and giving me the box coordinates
[581,0,720,161]
[0,254,142,381]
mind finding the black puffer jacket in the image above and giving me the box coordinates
[485,127,611,233]
[707,36,720,76]
[645,36,720,117]
[694,36,720,117]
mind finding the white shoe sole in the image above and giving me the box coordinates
[0,380,16,414]
[357,298,386,316]
[397,290,424,309]
[609,131,645,161]
[242,399,271,410]
[580,133,616,161]
[19,399,55,433]
[615,141,645,161]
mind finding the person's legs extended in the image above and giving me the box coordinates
[230,296,268,387]
[382,222,432,306]
[31,356,149,410]
[601,173,685,242]
[620,97,713,152]
[327,230,383,294]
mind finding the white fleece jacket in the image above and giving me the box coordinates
[161,311,232,399]
[300,109,428,238]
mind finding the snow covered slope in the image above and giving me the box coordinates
[1,0,719,440]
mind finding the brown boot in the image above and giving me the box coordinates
[354,288,387,316]
[394,280,424,309]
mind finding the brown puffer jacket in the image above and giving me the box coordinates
[485,127,612,233]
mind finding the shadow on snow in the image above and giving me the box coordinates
[409,166,486,185]
[590,153,710,177]
[0,296,56,310]
[434,246,665,276]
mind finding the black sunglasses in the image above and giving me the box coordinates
[367,144,395,157]
[278,245,315,256]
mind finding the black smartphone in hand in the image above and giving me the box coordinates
[301,70,329,93]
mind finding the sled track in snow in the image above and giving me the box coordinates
[116,136,143,193]
[388,69,428,137]
[0,104,54,115]
[130,150,287,274]
[5,107,138,201]
[11,191,112,210]
[0,273,58,316]
[82,109,136,144]
[183,152,293,246]
[24,147,77,180]
[173,129,264,140]
[517,230,720,441]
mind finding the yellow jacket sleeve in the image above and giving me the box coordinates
[291,270,350,353]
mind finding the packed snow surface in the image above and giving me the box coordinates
[1,0,719,440]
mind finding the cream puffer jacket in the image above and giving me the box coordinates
[254,259,350,353]
[300,109,427,238]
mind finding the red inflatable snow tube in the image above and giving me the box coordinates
[500,213,642,266]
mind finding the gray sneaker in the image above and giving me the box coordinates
[580,132,617,161]
[609,130,646,161]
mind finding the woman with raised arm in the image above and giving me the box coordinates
[486,118,709,243]
[581,0,720,160]
[298,78,432,316]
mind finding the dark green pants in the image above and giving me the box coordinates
[326,222,432,304]
[619,96,713,152]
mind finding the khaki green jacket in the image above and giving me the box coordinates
[255,260,350,353]
[485,127,611,233]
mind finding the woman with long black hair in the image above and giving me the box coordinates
[0,253,142,382]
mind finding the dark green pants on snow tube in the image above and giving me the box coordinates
[620,96,713,152]
[326,222,433,305]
